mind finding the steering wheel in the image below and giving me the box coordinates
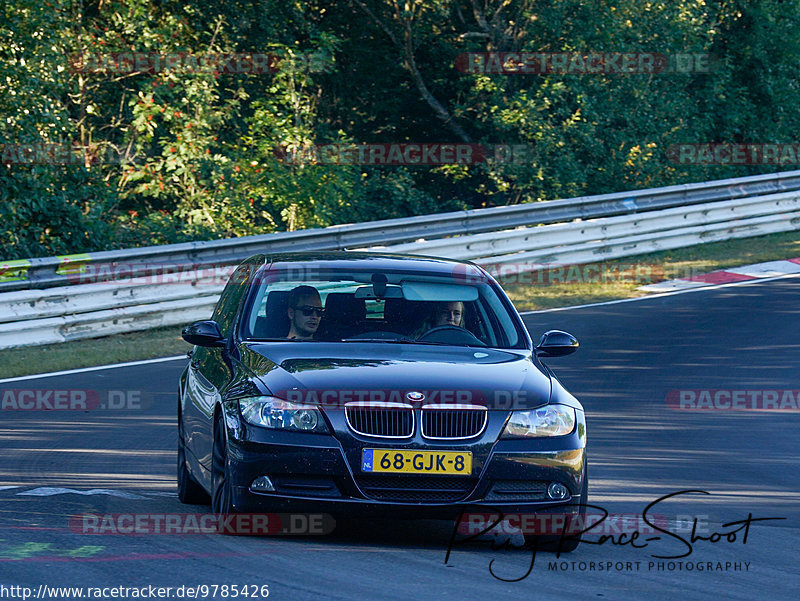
[416,325,487,346]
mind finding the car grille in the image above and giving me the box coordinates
[355,475,478,503]
[421,406,487,439]
[345,403,413,438]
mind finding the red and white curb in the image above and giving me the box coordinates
[639,258,800,292]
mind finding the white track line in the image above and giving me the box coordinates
[519,271,800,315]
[0,355,187,384]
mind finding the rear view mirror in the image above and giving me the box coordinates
[535,330,579,357]
[354,284,403,299]
[182,320,225,347]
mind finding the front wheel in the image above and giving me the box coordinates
[211,413,236,521]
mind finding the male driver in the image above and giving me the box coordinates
[286,285,324,340]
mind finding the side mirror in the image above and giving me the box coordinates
[182,320,225,347]
[535,330,579,357]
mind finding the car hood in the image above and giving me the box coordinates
[239,342,552,409]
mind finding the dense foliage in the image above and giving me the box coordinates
[3,0,800,259]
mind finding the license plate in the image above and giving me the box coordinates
[361,449,472,475]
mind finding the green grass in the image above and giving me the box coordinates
[0,325,190,379]
[2,228,800,379]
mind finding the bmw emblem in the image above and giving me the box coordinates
[406,391,425,403]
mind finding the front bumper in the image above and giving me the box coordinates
[224,418,587,519]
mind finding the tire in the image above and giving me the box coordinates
[177,438,210,505]
[211,413,237,532]
[524,468,588,553]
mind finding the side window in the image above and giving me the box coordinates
[212,265,253,338]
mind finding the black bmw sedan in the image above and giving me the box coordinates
[178,252,587,548]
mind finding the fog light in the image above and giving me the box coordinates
[250,476,275,492]
[547,482,569,500]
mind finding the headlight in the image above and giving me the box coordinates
[238,397,329,433]
[502,404,575,438]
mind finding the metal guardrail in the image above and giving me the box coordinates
[377,190,800,264]
[2,169,800,349]
[4,169,800,292]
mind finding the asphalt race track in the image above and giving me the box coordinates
[1,277,798,600]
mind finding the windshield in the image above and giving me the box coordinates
[240,267,525,349]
